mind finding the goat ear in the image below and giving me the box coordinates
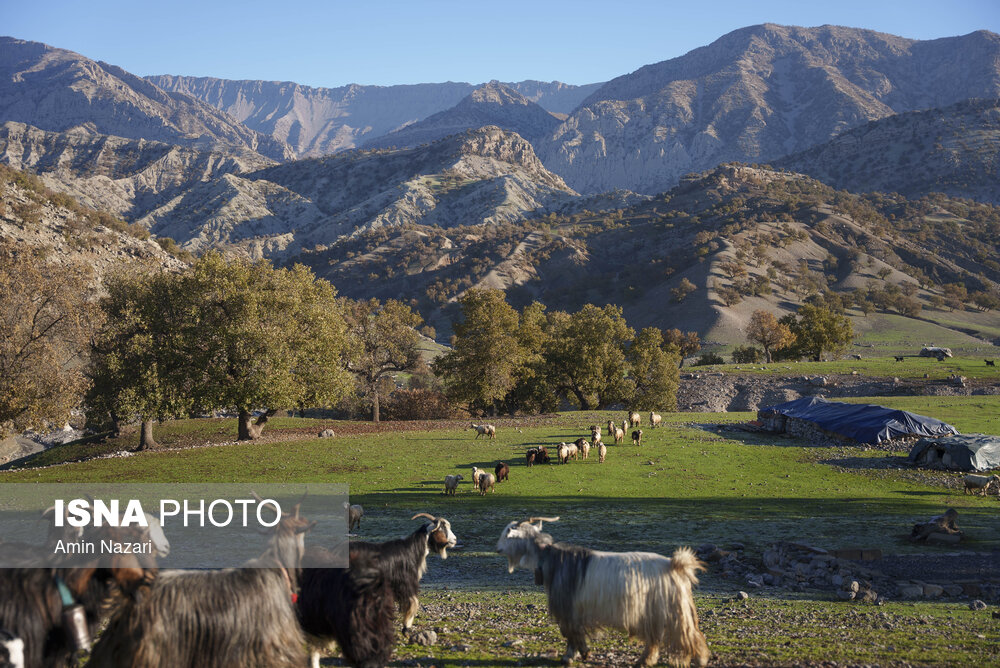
[110,554,146,591]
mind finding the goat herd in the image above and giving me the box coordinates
[0,502,709,668]
[463,411,664,495]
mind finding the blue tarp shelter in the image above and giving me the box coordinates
[758,396,958,444]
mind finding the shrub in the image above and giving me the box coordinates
[381,388,458,421]
[692,352,725,366]
[732,345,763,363]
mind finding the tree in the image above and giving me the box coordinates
[541,304,634,410]
[183,254,353,440]
[671,278,696,303]
[433,289,526,415]
[343,298,422,422]
[627,328,680,411]
[662,329,701,367]
[746,310,794,363]
[783,303,854,362]
[0,243,101,437]
[503,301,558,414]
[89,265,191,450]
[732,345,763,363]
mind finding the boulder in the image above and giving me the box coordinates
[318,429,336,438]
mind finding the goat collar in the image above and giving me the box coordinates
[277,564,298,604]
[54,575,76,607]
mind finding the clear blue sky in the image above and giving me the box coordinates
[6,0,999,87]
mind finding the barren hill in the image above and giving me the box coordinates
[0,37,292,162]
[539,24,1000,194]
[362,82,560,150]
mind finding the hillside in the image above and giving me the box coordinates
[138,126,577,258]
[0,37,292,162]
[362,82,560,150]
[539,24,1000,194]
[0,163,183,276]
[776,98,1000,204]
[293,164,1000,347]
[148,75,600,157]
[0,121,275,219]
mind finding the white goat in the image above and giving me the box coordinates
[470,423,496,440]
[496,518,709,667]
[612,425,625,445]
[628,411,641,428]
[963,473,1000,495]
[478,473,496,495]
[444,474,463,496]
[598,442,607,463]
[650,412,662,428]
[471,466,486,489]
[557,442,579,464]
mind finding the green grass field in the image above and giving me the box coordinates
[694,355,1000,381]
[3,402,999,666]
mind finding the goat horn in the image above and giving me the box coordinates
[411,513,436,522]
[250,490,264,502]
[528,516,560,523]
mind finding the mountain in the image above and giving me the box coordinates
[0,162,183,276]
[0,121,276,219]
[362,82,561,150]
[137,126,577,258]
[0,37,292,161]
[147,75,600,157]
[776,98,1000,204]
[293,163,1000,345]
[539,24,1000,194]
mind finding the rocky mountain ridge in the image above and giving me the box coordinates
[539,24,1000,194]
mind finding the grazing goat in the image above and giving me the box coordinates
[298,547,395,668]
[0,522,159,668]
[612,425,625,445]
[479,472,497,495]
[470,423,496,440]
[895,356,905,362]
[495,461,510,483]
[628,411,641,428]
[598,442,607,463]
[347,504,364,533]
[987,359,996,367]
[0,630,23,668]
[632,429,643,446]
[963,473,1000,496]
[496,518,709,667]
[350,514,457,630]
[573,438,590,460]
[471,466,486,489]
[444,474,463,495]
[557,442,579,464]
[526,449,538,467]
[649,412,662,428]
[87,506,315,668]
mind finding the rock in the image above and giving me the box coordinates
[943,585,964,597]
[735,591,749,601]
[837,590,857,601]
[846,580,861,594]
[410,630,438,646]
[832,574,845,587]
[858,589,878,603]
[951,375,967,387]
[811,376,828,387]
[502,639,524,648]
[729,542,745,551]
[763,550,780,568]
[897,584,924,598]
[970,600,988,610]
[318,429,336,438]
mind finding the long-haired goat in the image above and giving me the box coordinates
[574,438,590,460]
[649,412,663,428]
[298,547,395,668]
[87,505,315,668]
[470,423,496,440]
[0,523,157,668]
[628,411,641,428]
[495,461,510,482]
[479,472,496,495]
[349,513,456,631]
[496,518,709,667]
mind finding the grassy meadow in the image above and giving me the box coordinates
[3,397,999,666]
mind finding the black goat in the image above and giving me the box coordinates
[495,461,510,482]
[0,524,156,668]
[349,513,456,630]
[987,359,996,367]
[298,547,395,668]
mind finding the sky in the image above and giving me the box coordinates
[5,0,999,88]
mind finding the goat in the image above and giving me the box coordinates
[598,442,607,463]
[1,524,158,668]
[444,474,463,495]
[987,359,996,367]
[632,429,643,446]
[87,505,315,668]
[496,518,709,667]
[348,504,364,533]
[470,423,496,440]
[589,425,601,441]
[526,449,538,467]
[612,425,625,445]
[895,356,905,362]
[495,461,510,483]
[350,514,456,631]
[479,472,497,495]
[628,411,641,428]
[537,445,551,464]
[557,442,579,464]
[471,466,486,489]
[576,438,590,460]
[963,474,1000,496]
[0,630,23,668]
[298,547,395,668]
[649,412,662,429]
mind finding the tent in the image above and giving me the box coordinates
[757,396,958,444]
[908,434,1000,472]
